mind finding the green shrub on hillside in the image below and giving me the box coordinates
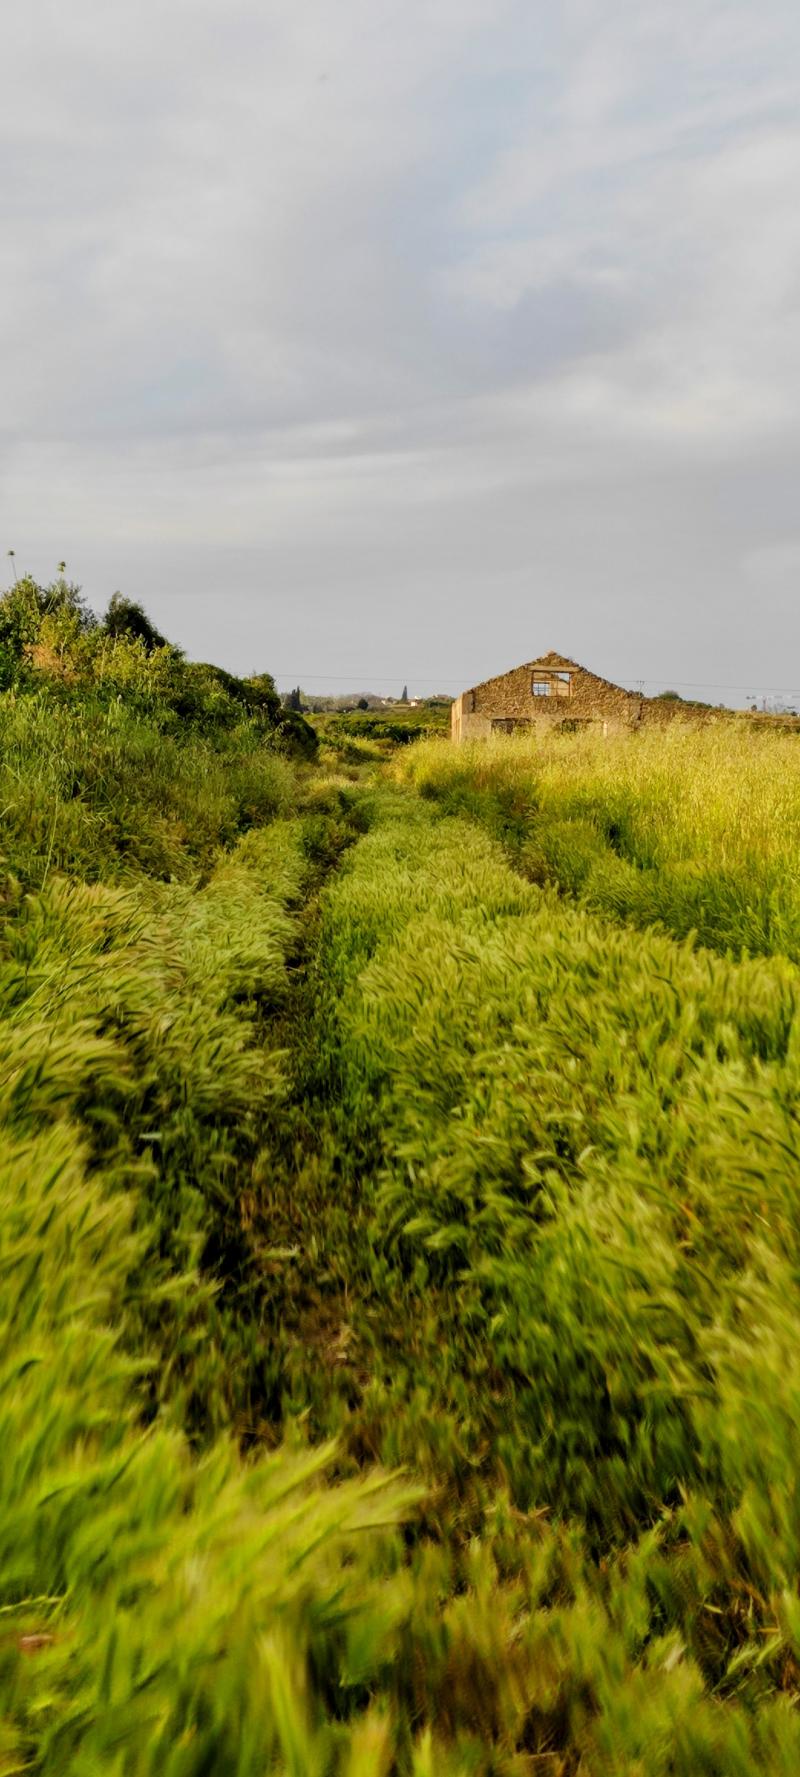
[0,572,321,884]
[0,692,298,884]
[0,571,317,753]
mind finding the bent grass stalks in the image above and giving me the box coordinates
[0,783,427,1774]
[275,783,800,1769]
[7,685,800,1770]
[398,724,800,962]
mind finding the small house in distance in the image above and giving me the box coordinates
[451,651,648,741]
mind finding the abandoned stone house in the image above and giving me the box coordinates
[451,651,674,741]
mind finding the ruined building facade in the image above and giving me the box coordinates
[451,652,673,741]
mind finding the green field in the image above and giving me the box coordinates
[4,591,800,1773]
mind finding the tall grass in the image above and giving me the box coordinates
[0,762,450,1772]
[0,649,439,1770]
[399,724,800,960]
[256,785,800,1768]
[0,691,297,885]
[10,678,800,1770]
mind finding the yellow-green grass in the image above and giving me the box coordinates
[399,723,800,960]
[8,661,800,1774]
[264,788,800,1770]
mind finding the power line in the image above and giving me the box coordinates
[628,678,800,695]
[273,671,460,682]
[274,669,800,697]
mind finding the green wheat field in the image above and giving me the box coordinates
[5,576,800,1774]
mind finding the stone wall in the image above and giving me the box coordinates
[450,696,492,741]
[450,653,800,742]
[451,653,642,740]
[638,699,716,729]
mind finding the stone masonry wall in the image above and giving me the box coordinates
[452,654,642,739]
[450,655,800,742]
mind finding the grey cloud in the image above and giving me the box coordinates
[2,0,800,703]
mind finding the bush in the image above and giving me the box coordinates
[0,573,318,756]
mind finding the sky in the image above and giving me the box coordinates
[2,0,800,704]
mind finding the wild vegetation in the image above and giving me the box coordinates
[401,723,800,960]
[4,593,800,1774]
[314,702,451,757]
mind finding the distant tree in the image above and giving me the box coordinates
[103,593,168,653]
[401,684,408,703]
[654,689,682,701]
[357,696,369,710]
[286,686,303,711]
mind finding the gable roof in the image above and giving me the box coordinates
[465,650,638,699]
[528,651,582,673]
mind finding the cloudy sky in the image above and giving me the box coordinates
[3,0,800,702]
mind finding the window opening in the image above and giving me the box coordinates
[531,671,572,699]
